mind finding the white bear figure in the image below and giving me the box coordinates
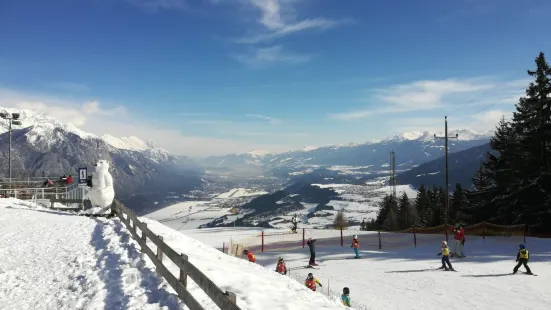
[85,159,115,210]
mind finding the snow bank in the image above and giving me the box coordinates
[141,219,349,310]
[0,198,181,310]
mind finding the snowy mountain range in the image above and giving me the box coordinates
[0,105,493,205]
[0,107,202,202]
[196,129,493,176]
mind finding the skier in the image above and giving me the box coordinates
[243,249,256,263]
[291,215,298,233]
[452,224,465,257]
[275,257,287,275]
[351,235,360,258]
[513,244,533,275]
[341,287,351,307]
[306,237,317,266]
[437,240,454,271]
[304,272,322,291]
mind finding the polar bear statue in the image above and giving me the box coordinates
[85,159,115,211]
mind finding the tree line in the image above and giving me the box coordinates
[369,52,551,233]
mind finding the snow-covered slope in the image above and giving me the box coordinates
[0,198,348,310]
[186,227,551,310]
[0,198,181,310]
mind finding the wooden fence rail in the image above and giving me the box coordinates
[111,200,241,310]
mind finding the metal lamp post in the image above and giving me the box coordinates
[0,112,22,183]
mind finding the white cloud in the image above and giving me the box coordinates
[0,87,288,157]
[329,77,525,120]
[233,45,311,67]
[246,113,282,124]
[235,0,343,44]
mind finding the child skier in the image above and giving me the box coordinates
[305,272,322,291]
[243,249,256,263]
[513,244,533,275]
[351,235,360,258]
[275,257,287,275]
[437,240,455,271]
[341,287,351,307]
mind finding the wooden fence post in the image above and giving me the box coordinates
[413,228,417,248]
[226,291,237,304]
[222,242,225,254]
[378,231,382,249]
[261,231,264,252]
[179,253,188,289]
[302,228,305,248]
[141,223,147,252]
[156,235,164,276]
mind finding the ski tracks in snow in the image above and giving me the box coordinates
[0,202,182,310]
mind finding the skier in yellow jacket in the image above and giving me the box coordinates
[513,244,533,274]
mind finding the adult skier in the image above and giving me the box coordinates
[351,235,360,258]
[306,237,317,266]
[452,224,465,257]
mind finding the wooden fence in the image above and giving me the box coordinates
[111,200,241,310]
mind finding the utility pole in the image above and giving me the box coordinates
[389,151,396,198]
[0,112,22,184]
[434,116,458,242]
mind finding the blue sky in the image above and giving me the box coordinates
[1,0,550,156]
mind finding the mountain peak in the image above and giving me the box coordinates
[0,106,97,140]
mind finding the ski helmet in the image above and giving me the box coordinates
[343,287,350,295]
[519,244,526,249]
[278,257,284,261]
[353,234,358,239]
[307,273,313,279]
[442,240,447,246]
[243,249,248,254]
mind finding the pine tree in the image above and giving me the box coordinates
[506,52,551,230]
[398,192,413,229]
[470,52,551,230]
[414,185,431,226]
[450,183,469,224]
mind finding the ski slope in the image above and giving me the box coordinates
[0,198,348,310]
[0,198,181,310]
[185,227,551,310]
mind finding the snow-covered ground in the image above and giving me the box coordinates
[0,198,181,310]
[185,226,551,310]
[0,198,348,310]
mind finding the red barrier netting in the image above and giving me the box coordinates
[251,221,527,253]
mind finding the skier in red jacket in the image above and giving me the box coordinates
[243,249,256,262]
[452,224,465,257]
[275,257,287,275]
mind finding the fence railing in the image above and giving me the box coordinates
[0,183,88,200]
[240,221,527,254]
[111,200,241,310]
